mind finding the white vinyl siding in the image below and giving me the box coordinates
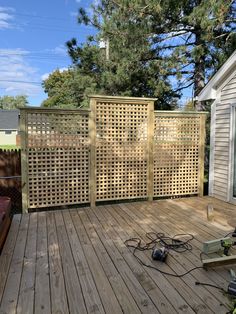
[212,73,236,201]
[0,130,17,145]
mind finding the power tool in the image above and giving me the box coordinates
[228,280,236,296]
[228,270,236,297]
[152,247,168,262]
[203,237,234,255]
[202,233,236,268]
[221,238,234,256]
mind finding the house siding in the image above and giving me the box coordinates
[212,72,236,201]
[0,130,18,145]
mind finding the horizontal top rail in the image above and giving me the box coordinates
[154,110,207,115]
[89,94,157,101]
[19,107,90,114]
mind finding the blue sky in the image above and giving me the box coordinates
[0,0,95,106]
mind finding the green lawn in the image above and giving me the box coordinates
[0,145,20,150]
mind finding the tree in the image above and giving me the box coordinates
[42,68,97,108]
[68,0,235,110]
[66,6,181,109]
[0,95,28,109]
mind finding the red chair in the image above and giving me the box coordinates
[0,197,11,251]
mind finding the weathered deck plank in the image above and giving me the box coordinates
[0,197,235,314]
[63,210,105,314]
[136,201,230,289]
[81,208,152,314]
[35,212,51,314]
[47,211,69,314]
[105,204,200,314]
[0,214,29,314]
[87,207,176,314]
[0,215,21,304]
[70,209,123,314]
[54,211,87,314]
[117,202,229,313]
[17,213,37,314]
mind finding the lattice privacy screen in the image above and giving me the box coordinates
[23,110,89,208]
[21,99,205,211]
[95,101,149,201]
[153,113,201,197]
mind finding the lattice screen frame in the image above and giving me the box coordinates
[20,108,90,212]
[89,95,156,207]
[153,111,206,198]
[21,99,206,212]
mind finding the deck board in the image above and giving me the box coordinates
[17,213,37,314]
[0,197,235,314]
[117,202,229,313]
[70,209,123,314]
[0,214,29,314]
[47,211,69,314]
[79,209,145,314]
[0,215,21,304]
[35,212,51,314]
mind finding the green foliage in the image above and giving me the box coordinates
[68,0,235,108]
[43,1,235,109]
[42,68,97,108]
[0,95,28,109]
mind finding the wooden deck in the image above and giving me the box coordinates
[0,196,236,314]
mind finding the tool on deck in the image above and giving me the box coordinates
[228,270,236,297]
[201,233,236,268]
[152,247,168,262]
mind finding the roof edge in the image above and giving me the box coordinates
[198,50,236,101]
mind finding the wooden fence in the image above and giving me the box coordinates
[0,149,21,213]
[20,95,206,212]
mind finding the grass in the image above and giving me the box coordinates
[0,145,20,150]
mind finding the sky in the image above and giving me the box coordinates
[0,0,95,106]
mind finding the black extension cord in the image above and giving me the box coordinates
[124,232,204,278]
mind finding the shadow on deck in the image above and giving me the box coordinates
[0,196,235,314]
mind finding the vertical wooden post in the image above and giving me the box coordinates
[147,101,154,201]
[89,98,96,208]
[199,114,206,197]
[20,109,28,213]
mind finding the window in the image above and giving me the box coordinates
[5,130,12,135]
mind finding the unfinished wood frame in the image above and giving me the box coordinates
[20,108,90,212]
[153,111,206,198]
[21,97,206,211]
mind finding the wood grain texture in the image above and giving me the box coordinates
[54,211,87,314]
[63,210,105,314]
[21,102,206,210]
[47,211,69,314]
[0,214,29,314]
[0,215,21,304]
[17,213,37,314]
[35,212,51,314]
[0,197,235,313]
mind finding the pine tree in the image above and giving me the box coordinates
[68,0,235,110]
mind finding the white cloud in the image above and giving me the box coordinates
[0,48,42,96]
[41,67,69,81]
[75,0,82,3]
[41,73,50,81]
[44,45,68,57]
[53,45,67,56]
[0,7,14,29]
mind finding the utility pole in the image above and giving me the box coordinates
[99,38,109,61]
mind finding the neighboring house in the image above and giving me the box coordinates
[0,110,20,146]
[198,50,236,204]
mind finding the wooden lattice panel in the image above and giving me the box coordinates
[153,114,201,197]
[25,110,89,208]
[95,101,149,201]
